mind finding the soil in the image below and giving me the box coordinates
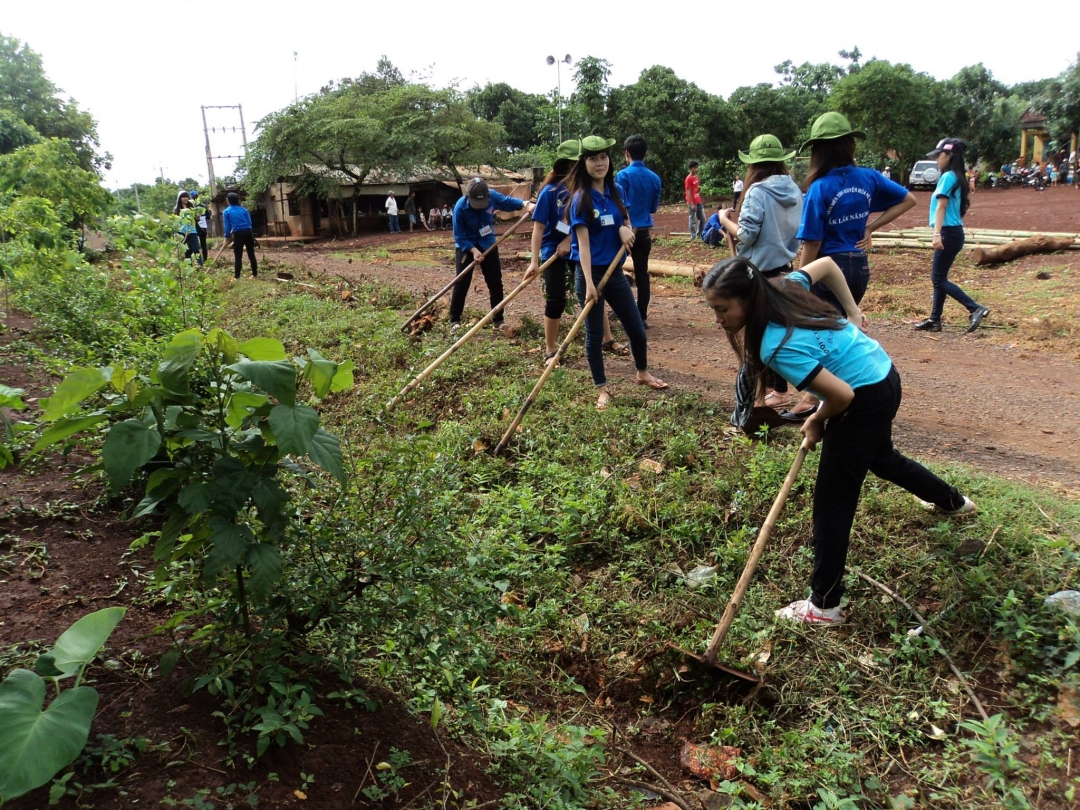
[2,187,1078,808]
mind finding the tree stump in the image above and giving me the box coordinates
[971,235,1075,266]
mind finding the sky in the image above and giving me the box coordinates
[4,1,1074,189]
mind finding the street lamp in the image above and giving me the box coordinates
[546,54,572,142]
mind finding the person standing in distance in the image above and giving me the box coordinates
[385,190,401,233]
[732,174,744,209]
[449,178,534,332]
[222,192,257,279]
[685,160,706,242]
[174,191,203,267]
[405,192,418,232]
[913,138,990,334]
[190,190,209,263]
[615,134,662,328]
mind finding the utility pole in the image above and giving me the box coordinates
[294,51,298,103]
[238,104,248,155]
[200,104,249,236]
[133,183,141,214]
[201,106,218,198]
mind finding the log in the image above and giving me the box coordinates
[971,235,1076,266]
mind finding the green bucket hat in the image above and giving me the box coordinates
[579,135,617,154]
[799,112,866,153]
[554,139,581,165]
[738,134,796,164]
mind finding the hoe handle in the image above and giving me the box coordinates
[704,440,810,663]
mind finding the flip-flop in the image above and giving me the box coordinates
[596,394,612,411]
[780,404,819,421]
[602,339,630,357]
[638,378,669,390]
[544,351,561,368]
[764,391,791,408]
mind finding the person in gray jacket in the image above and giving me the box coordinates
[718,134,803,408]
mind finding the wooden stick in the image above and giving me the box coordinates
[849,568,989,722]
[385,256,554,410]
[704,440,809,662]
[211,239,229,265]
[493,247,627,455]
[399,208,533,333]
[610,777,691,810]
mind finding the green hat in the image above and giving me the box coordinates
[579,135,616,154]
[555,139,581,165]
[799,112,866,153]
[738,134,796,164]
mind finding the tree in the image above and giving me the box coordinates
[831,59,958,176]
[468,82,545,152]
[727,83,822,153]
[946,64,1015,165]
[0,139,110,225]
[607,66,740,200]
[1038,56,1080,148]
[0,34,109,172]
[571,56,613,135]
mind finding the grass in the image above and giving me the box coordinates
[218,270,1080,809]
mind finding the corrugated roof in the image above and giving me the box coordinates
[298,163,526,186]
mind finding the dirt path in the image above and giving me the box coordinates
[266,218,1080,492]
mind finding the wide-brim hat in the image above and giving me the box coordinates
[738,134,796,164]
[554,139,581,166]
[579,135,616,155]
[799,112,866,154]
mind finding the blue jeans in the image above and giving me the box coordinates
[930,226,978,320]
[813,252,870,313]
[687,203,705,238]
[388,214,400,233]
[183,232,202,266]
[574,262,648,387]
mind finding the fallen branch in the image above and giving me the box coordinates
[850,568,989,721]
[610,776,692,810]
[971,235,1076,266]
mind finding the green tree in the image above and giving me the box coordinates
[727,83,822,152]
[468,82,545,153]
[571,56,613,135]
[1038,56,1080,148]
[946,64,1016,165]
[607,66,739,200]
[0,139,110,226]
[831,59,958,177]
[0,33,109,172]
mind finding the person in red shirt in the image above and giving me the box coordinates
[685,160,705,242]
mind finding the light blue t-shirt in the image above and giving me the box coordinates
[929,171,964,228]
[760,271,893,393]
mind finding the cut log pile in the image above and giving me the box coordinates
[873,227,1079,255]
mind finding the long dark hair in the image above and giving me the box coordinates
[941,148,971,218]
[173,191,190,216]
[543,158,575,188]
[804,136,857,190]
[563,149,629,227]
[735,160,788,218]
[702,257,845,400]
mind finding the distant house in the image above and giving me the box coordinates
[257,165,542,238]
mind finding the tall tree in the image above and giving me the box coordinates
[0,138,110,225]
[0,33,109,172]
[571,56,613,135]
[831,59,958,176]
[468,82,545,152]
[1038,55,1080,148]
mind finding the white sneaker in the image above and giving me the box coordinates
[775,599,846,625]
[915,495,977,515]
[450,322,462,333]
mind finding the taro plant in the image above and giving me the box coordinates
[31,327,353,634]
[0,606,125,805]
[0,384,30,469]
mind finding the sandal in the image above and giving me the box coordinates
[602,339,630,357]
[637,377,669,390]
[596,391,613,411]
[763,391,791,408]
[544,351,560,368]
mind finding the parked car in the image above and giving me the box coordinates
[908,160,940,190]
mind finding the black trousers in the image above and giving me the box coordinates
[449,247,503,325]
[232,229,258,277]
[810,366,963,608]
[196,225,208,262]
[628,228,652,322]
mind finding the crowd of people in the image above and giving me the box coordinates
[439,112,991,626]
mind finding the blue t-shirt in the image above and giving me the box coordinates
[569,187,626,269]
[533,182,573,262]
[614,161,661,228]
[760,271,893,393]
[929,171,963,228]
[703,212,722,234]
[797,166,909,255]
[452,190,525,253]
[222,204,253,237]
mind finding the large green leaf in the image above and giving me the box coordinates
[226,391,269,429]
[227,361,297,407]
[204,518,254,580]
[238,337,287,361]
[102,419,161,493]
[157,329,203,395]
[308,427,346,485]
[0,384,26,410]
[245,543,283,601]
[205,328,240,365]
[30,414,109,456]
[330,360,355,393]
[301,350,338,399]
[41,368,109,422]
[43,607,126,679]
[267,404,319,456]
[0,669,99,803]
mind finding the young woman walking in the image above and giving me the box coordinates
[173,191,203,267]
[566,135,667,411]
[701,255,977,624]
[913,139,990,334]
[788,112,917,420]
[718,134,803,409]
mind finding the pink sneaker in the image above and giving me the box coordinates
[775,599,845,625]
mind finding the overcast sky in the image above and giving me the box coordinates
[4,1,1074,188]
